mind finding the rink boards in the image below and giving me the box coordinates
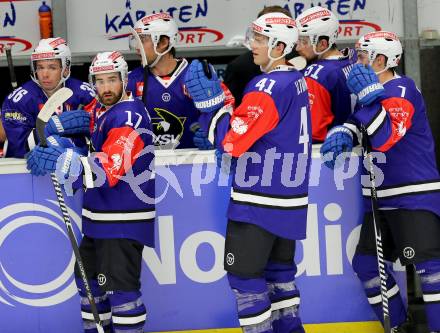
[0,149,404,333]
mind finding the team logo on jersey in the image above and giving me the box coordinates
[152,108,186,148]
[3,111,27,123]
[108,154,122,174]
[162,92,171,102]
[403,247,415,259]
[97,274,107,286]
[247,105,263,120]
[136,82,144,97]
[231,117,248,135]
[226,253,235,266]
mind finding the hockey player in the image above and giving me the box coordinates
[1,37,96,157]
[295,6,356,142]
[27,51,155,333]
[185,12,311,333]
[127,13,233,149]
[223,5,293,105]
[321,31,440,333]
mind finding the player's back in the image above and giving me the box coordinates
[377,75,439,183]
[302,50,356,141]
[227,68,311,240]
[362,75,440,217]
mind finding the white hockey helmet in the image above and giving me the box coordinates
[31,37,71,86]
[133,13,178,60]
[296,6,339,54]
[251,13,298,63]
[89,51,129,91]
[356,31,403,71]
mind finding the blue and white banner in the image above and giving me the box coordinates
[0,156,405,332]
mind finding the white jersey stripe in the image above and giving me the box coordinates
[362,181,440,198]
[367,284,400,305]
[81,157,94,189]
[239,308,271,327]
[271,296,300,311]
[81,311,112,321]
[82,208,155,221]
[367,107,387,136]
[208,104,232,144]
[423,292,440,303]
[112,313,147,325]
[231,189,308,208]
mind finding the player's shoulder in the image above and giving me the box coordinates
[105,98,149,127]
[384,74,417,94]
[65,77,90,90]
[3,80,41,107]
[65,77,95,101]
[128,66,144,80]
[112,97,146,115]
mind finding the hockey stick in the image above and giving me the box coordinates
[288,56,307,71]
[5,45,18,89]
[361,125,391,333]
[36,88,105,333]
[129,26,149,105]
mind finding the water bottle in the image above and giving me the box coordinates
[39,1,53,39]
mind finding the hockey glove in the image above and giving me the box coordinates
[26,145,83,182]
[184,59,225,113]
[45,109,91,136]
[193,128,214,150]
[320,126,354,169]
[347,63,385,106]
[46,134,88,156]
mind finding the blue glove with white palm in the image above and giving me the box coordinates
[26,135,83,181]
[184,59,225,113]
[45,109,91,136]
[320,126,354,169]
[347,63,385,106]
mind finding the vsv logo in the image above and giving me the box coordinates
[0,201,82,307]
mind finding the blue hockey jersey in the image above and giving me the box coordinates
[126,59,200,149]
[1,78,96,157]
[349,74,440,217]
[302,48,356,142]
[80,96,155,247]
[200,66,312,240]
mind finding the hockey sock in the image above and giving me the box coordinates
[415,260,440,331]
[75,277,113,333]
[228,273,273,333]
[352,254,406,327]
[265,262,304,333]
[107,290,146,333]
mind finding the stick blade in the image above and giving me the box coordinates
[288,56,307,71]
[36,87,73,146]
[38,87,73,123]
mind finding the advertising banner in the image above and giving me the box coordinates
[0,0,52,56]
[0,156,405,332]
[66,0,404,54]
